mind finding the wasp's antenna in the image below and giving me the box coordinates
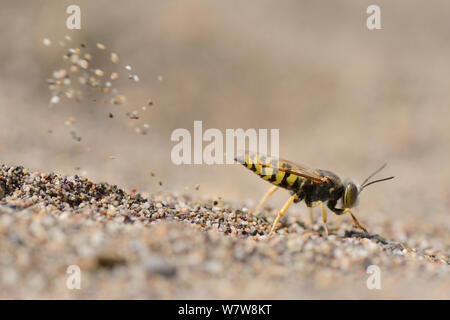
[361,176,394,190]
[361,163,387,187]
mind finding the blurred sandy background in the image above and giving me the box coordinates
[0,0,449,298]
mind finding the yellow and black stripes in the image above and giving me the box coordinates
[235,152,307,192]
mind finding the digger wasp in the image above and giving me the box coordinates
[235,151,394,236]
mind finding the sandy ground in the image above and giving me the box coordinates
[0,1,449,299]
[0,165,448,299]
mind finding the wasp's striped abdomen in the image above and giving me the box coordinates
[235,153,307,193]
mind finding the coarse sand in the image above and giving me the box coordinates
[0,165,448,299]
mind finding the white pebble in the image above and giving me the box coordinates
[43,38,51,46]
[50,96,60,104]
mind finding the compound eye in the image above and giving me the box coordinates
[344,183,359,208]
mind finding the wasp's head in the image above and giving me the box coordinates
[343,164,394,209]
[342,179,360,208]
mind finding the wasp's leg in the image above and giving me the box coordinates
[309,207,314,225]
[269,194,298,237]
[327,200,368,233]
[345,209,368,233]
[309,201,329,235]
[252,186,279,215]
[305,199,316,225]
[320,202,330,236]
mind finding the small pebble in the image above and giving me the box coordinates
[111,52,119,64]
[43,38,51,46]
[50,96,60,104]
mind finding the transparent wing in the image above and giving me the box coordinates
[238,150,326,184]
[276,158,326,184]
